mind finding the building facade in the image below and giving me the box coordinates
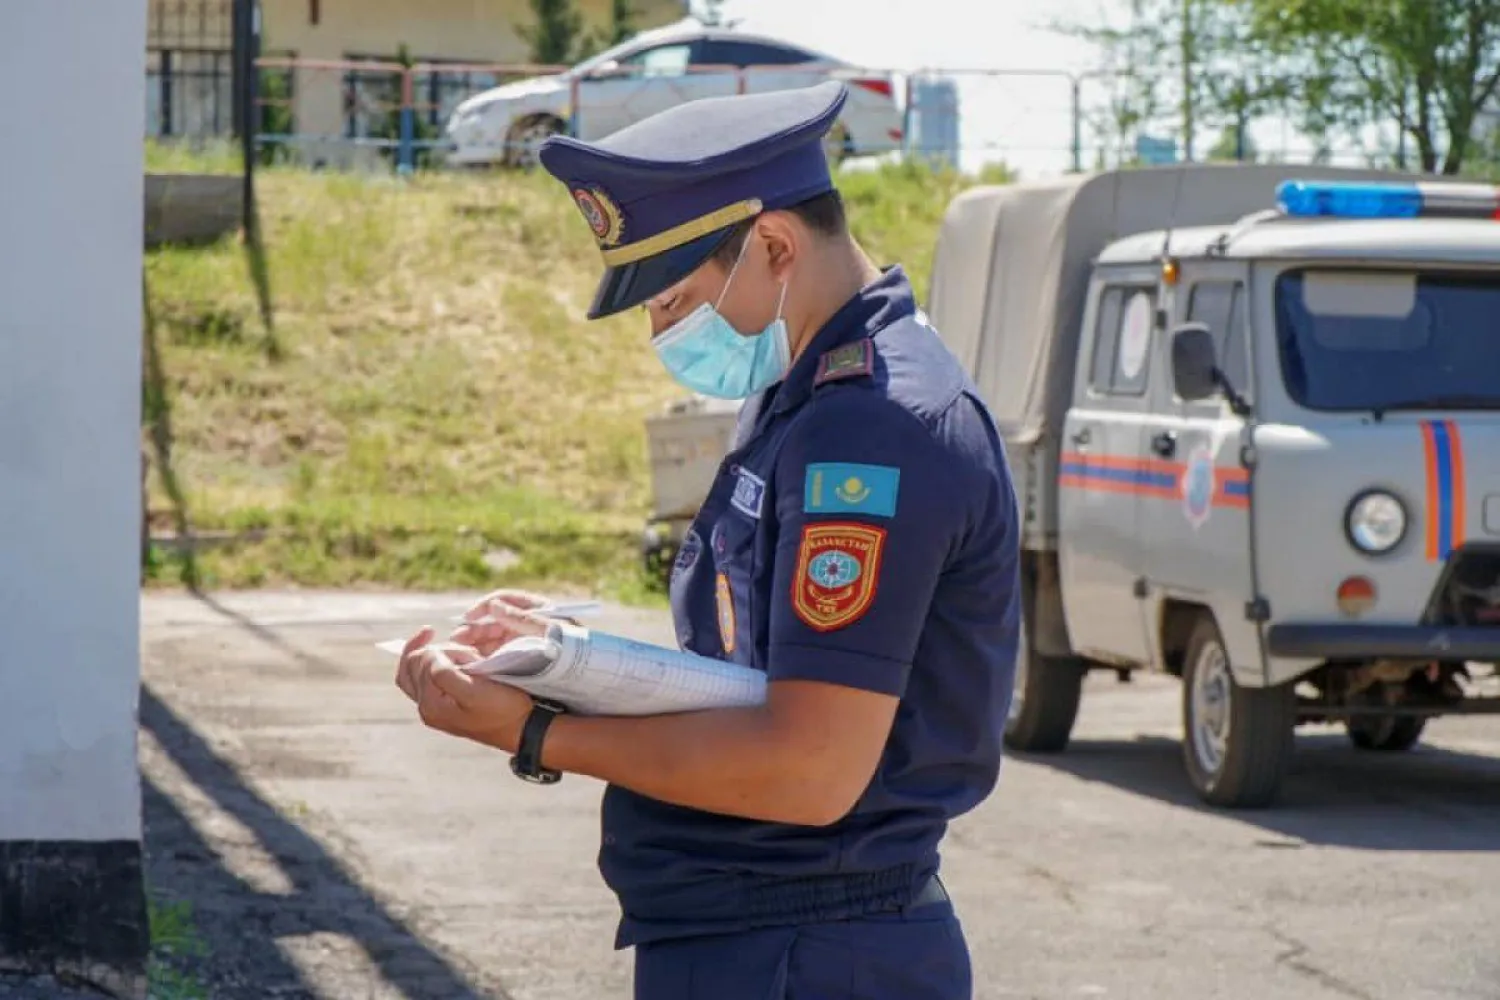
[146,0,687,164]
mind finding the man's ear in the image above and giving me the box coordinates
[754,212,799,281]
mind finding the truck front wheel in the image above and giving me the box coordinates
[1181,614,1295,808]
[1004,627,1086,753]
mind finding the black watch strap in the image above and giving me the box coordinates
[511,699,565,784]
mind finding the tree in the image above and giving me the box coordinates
[1233,0,1500,174]
[1057,0,1177,166]
[1056,0,1283,166]
[519,0,585,65]
[1207,124,1259,161]
[607,0,638,46]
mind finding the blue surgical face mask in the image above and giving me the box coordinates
[651,237,791,400]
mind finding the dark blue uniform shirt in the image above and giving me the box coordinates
[600,266,1021,948]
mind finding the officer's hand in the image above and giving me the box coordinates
[460,588,550,622]
[449,597,551,656]
[394,626,481,703]
[397,630,534,752]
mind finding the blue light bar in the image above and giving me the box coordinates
[1276,179,1500,220]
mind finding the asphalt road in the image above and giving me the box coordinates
[139,591,1500,1000]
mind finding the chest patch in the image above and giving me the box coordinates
[730,466,766,519]
[791,521,888,632]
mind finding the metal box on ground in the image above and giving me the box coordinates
[641,395,743,581]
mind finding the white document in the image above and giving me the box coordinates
[377,621,766,717]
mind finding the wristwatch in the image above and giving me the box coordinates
[510,699,566,784]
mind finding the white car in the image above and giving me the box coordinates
[444,19,906,168]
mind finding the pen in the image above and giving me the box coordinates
[448,600,603,625]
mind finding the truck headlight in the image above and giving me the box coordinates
[1345,490,1407,554]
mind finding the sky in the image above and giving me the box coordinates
[710,0,1137,178]
[702,0,1344,179]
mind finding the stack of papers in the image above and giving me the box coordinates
[379,620,766,717]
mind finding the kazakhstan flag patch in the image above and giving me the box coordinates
[803,463,900,518]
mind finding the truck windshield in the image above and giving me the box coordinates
[1274,268,1500,412]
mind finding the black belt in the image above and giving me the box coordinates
[902,874,950,912]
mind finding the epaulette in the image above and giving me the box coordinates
[812,339,874,387]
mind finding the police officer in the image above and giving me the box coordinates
[395,80,1020,999]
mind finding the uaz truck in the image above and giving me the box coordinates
[926,165,1500,807]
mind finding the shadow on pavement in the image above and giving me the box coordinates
[1015,732,1500,851]
[185,590,352,679]
[140,685,502,1000]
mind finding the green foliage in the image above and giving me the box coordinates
[141,160,1005,593]
[345,43,445,170]
[608,0,639,45]
[145,138,242,175]
[1233,0,1500,174]
[1206,124,1259,162]
[1054,0,1288,164]
[1060,0,1500,174]
[519,0,586,65]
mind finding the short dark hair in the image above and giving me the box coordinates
[708,189,847,268]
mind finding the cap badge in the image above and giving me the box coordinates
[572,187,625,247]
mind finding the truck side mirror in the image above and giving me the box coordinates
[1171,323,1219,402]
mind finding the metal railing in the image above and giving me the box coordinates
[146,54,1436,179]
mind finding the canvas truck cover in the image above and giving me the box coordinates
[926,163,1407,444]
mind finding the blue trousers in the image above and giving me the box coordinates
[631,899,971,999]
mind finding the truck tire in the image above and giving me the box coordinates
[1347,715,1425,753]
[1004,628,1086,753]
[1181,614,1295,808]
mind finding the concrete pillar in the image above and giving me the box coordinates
[0,3,150,997]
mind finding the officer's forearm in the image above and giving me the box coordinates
[542,683,894,826]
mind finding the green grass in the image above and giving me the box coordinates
[142,148,1013,597]
[146,138,243,176]
[147,895,209,1000]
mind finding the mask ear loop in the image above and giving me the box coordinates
[714,229,753,311]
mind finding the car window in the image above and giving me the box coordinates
[698,39,817,67]
[619,43,692,77]
[1186,281,1250,399]
[1089,285,1154,396]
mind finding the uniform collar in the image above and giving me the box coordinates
[764,265,916,418]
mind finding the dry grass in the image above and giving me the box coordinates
[142,147,1010,599]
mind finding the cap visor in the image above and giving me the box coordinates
[586,227,739,320]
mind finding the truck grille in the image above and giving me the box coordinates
[1424,545,1500,627]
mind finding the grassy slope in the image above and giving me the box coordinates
[143,151,1009,600]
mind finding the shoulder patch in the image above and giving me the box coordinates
[791,522,887,632]
[804,462,900,518]
[813,340,874,386]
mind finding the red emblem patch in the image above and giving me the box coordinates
[571,186,624,245]
[573,188,609,237]
[790,522,887,632]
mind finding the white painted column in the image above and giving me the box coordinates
[0,1,150,993]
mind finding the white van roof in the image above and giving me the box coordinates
[925,163,1411,443]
